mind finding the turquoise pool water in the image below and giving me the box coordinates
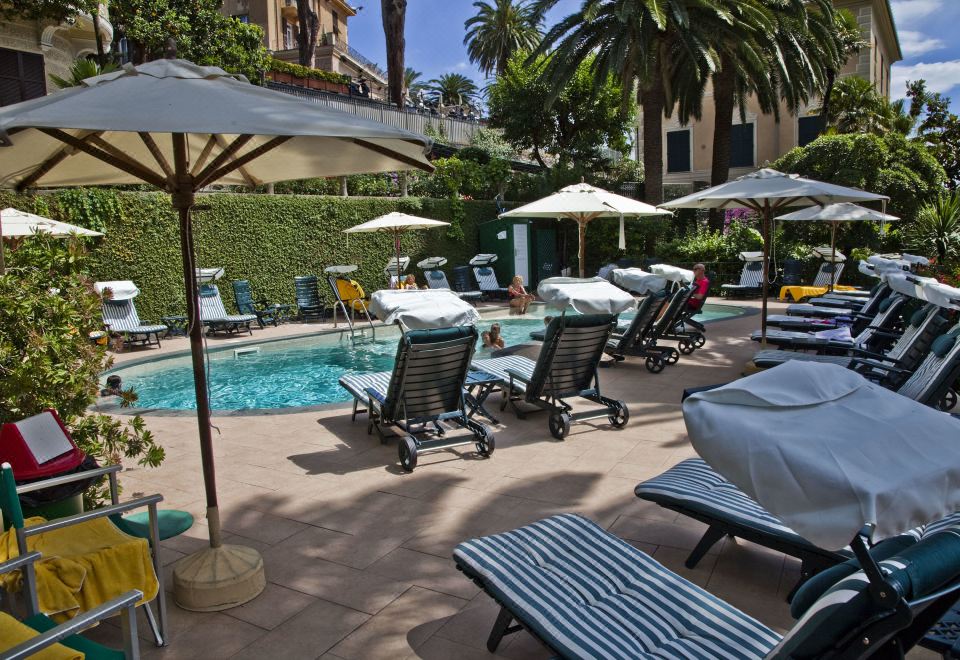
[108,303,742,412]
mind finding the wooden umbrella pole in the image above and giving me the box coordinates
[578,218,586,278]
[829,222,837,293]
[760,202,771,344]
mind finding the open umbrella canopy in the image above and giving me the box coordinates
[343,212,449,233]
[660,170,888,341]
[0,207,102,237]
[500,183,671,278]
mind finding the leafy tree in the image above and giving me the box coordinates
[49,59,120,89]
[404,67,425,94]
[487,52,633,169]
[907,80,960,189]
[428,73,479,105]
[381,0,407,107]
[905,192,960,267]
[819,76,894,134]
[109,0,266,80]
[0,0,96,21]
[464,0,542,77]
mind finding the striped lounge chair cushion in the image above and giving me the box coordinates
[752,351,854,369]
[721,262,763,291]
[453,513,780,659]
[339,371,392,408]
[471,356,535,394]
[473,266,507,293]
[765,314,842,329]
[199,286,257,324]
[750,329,838,345]
[101,300,167,334]
[785,304,853,318]
[426,270,482,300]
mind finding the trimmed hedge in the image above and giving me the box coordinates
[265,56,351,85]
[0,191,498,320]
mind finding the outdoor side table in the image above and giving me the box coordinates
[465,370,502,425]
[161,315,189,337]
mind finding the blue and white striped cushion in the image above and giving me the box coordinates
[102,300,167,335]
[752,351,854,368]
[473,267,505,293]
[812,262,844,287]
[784,304,853,318]
[750,329,837,344]
[199,286,258,324]
[471,356,535,394]
[897,324,960,403]
[339,371,392,407]
[722,263,764,290]
[454,513,780,659]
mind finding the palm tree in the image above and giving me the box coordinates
[428,73,479,105]
[819,76,892,134]
[404,67,424,94]
[295,0,319,67]
[381,0,407,108]
[49,58,119,89]
[464,0,543,77]
[818,8,866,126]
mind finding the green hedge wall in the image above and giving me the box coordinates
[1,191,499,320]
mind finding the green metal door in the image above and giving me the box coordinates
[532,226,557,287]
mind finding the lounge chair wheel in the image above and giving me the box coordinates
[665,348,680,364]
[548,411,571,440]
[940,388,958,411]
[678,339,695,355]
[399,436,418,472]
[476,434,495,457]
[693,334,706,348]
[608,403,629,428]
[645,356,665,374]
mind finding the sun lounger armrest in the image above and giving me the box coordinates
[504,367,531,385]
[22,494,164,537]
[847,348,898,362]
[15,464,122,495]
[848,357,910,375]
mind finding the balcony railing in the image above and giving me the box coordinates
[341,43,387,81]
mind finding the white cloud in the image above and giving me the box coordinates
[899,30,945,58]
[891,59,960,98]
[891,0,943,27]
[454,61,469,71]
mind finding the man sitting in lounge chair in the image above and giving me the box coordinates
[688,263,709,312]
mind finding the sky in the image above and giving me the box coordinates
[347,0,960,113]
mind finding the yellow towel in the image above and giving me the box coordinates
[779,284,858,301]
[0,517,159,623]
[0,611,83,660]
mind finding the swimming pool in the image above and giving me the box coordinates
[106,303,744,412]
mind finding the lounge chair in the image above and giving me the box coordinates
[451,265,479,297]
[453,513,960,659]
[338,289,493,471]
[384,256,411,289]
[418,257,482,302]
[648,264,707,354]
[294,275,324,322]
[604,268,672,372]
[95,281,168,348]
[198,284,257,335]
[323,265,375,335]
[231,280,292,328]
[470,254,509,299]
[720,251,764,298]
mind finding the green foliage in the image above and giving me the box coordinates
[819,76,906,135]
[266,56,350,85]
[773,132,947,224]
[0,0,95,21]
[427,73,479,105]
[907,80,960,189]
[110,0,267,80]
[464,0,543,77]
[658,222,763,263]
[468,128,516,161]
[488,52,634,169]
[49,59,120,89]
[905,191,960,268]
[0,236,164,505]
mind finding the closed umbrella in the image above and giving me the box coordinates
[0,207,102,273]
[660,169,888,342]
[499,183,671,278]
[344,212,449,287]
[775,203,899,291]
[0,58,432,615]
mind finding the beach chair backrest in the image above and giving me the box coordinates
[812,261,844,287]
[425,270,451,290]
[782,258,803,286]
[473,266,502,292]
[382,327,477,422]
[654,284,695,335]
[851,293,907,346]
[741,261,763,288]
[451,266,476,293]
[613,292,668,353]
[528,314,617,400]
[897,324,960,406]
[231,280,256,315]
[768,520,960,658]
[101,298,142,332]
[295,275,321,308]
[198,284,228,321]
[884,304,950,367]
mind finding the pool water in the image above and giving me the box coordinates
[108,303,742,412]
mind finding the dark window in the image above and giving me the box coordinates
[233,13,249,23]
[332,10,340,34]
[798,115,825,147]
[0,49,45,107]
[666,130,691,173]
[730,122,754,168]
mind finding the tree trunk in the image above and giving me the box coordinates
[821,69,836,128]
[532,145,547,169]
[297,1,318,67]
[640,76,665,206]
[91,5,105,66]
[381,0,407,108]
[708,62,736,232]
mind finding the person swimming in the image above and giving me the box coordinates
[482,323,505,349]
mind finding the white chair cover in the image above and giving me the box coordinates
[94,280,140,300]
[537,277,637,315]
[739,251,764,262]
[920,281,960,311]
[369,289,480,329]
[611,268,668,295]
[649,264,694,283]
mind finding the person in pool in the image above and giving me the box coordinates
[100,375,123,397]
[508,275,535,314]
[402,274,417,289]
[482,323,505,349]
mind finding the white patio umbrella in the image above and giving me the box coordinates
[660,169,888,342]
[775,203,900,292]
[0,58,432,614]
[0,207,102,273]
[343,212,449,286]
[499,182,671,278]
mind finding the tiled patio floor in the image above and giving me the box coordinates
[82,300,935,658]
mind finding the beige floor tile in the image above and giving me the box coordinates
[141,613,266,659]
[366,547,479,600]
[225,583,318,630]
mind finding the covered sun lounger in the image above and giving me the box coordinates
[418,257,482,302]
[198,283,257,335]
[231,280,291,328]
[95,281,168,348]
[473,278,633,439]
[324,265,375,337]
[720,251,764,298]
[649,264,707,354]
[605,268,672,372]
[294,275,324,322]
[338,289,493,471]
[470,254,508,299]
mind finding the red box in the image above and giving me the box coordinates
[0,410,85,481]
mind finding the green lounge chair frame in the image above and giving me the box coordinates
[294,275,324,323]
[604,291,672,373]
[101,298,167,348]
[0,462,168,648]
[0,550,141,659]
[363,327,494,471]
[499,314,628,440]
[231,280,292,328]
[637,283,699,367]
[197,284,256,335]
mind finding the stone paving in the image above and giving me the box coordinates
[81,300,935,658]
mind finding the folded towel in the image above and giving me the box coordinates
[0,517,158,623]
[0,611,82,659]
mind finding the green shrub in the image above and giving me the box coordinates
[266,56,350,84]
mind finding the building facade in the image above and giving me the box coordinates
[641,0,901,188]
[0,4,113,107]
[220,0,388,99]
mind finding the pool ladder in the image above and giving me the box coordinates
[332,299,377,342]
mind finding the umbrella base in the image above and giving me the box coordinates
[741,359,765,377]
[173,544,265,612]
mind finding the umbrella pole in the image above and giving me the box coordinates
[760,203,771,345]
[395,229,402,288]
[578,218,586,278]
[0,210,4,275]
[829,222,837,292]
[170,134,264,613]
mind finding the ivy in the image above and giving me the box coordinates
[266,56,350,85]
